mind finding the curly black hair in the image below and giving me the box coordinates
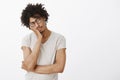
[21,3,49,28]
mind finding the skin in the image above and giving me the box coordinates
[21,15,66,74]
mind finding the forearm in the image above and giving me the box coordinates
[24,39,41,70]
[33,49,66,74]
[33,64,64,74]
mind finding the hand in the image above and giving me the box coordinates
[21,61,28,71]
[30,26,42,39]
[21,61,35,72]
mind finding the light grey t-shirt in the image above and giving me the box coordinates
[21,31,66,80]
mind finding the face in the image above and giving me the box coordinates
[29,16,46,33]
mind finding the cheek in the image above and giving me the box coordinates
[43,22,46,26]
[39,22,46,26]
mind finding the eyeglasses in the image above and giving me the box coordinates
[29,18,42,27]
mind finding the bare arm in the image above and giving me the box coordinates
[33,48,66,74]
[21,38,41,71]
[21,28,42,71]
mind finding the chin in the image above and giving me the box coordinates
[39,30,44,33]
[38,28,45,33]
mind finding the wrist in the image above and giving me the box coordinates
[37,37,42,41]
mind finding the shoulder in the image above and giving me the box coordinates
[51,31,66,50]
[52,31,66,40]
[22,32,35,40]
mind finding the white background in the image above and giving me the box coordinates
[0,0,120,80]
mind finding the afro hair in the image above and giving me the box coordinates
[21,3,49,28]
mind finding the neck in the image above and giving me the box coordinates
[41,29,51,38]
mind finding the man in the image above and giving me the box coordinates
[20,3,66,80]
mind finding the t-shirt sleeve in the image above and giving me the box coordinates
[21,34,31,48]
[56,35,66,50]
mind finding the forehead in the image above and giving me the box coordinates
[29,14,41,22]
[29,17,37,22]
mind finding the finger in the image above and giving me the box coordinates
[30,26,35,30]
[21,61,26,69]
[21,62,25,68]
[30,27,38,33]
[30,25,37,29]
[21,61,23,65]
[21,65,25,69]
[22,61,25,66]
[22,64,27,70]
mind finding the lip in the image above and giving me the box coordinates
[37,27,42,30]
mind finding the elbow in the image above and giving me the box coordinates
[22,62,35,71]
[55,64,65,73]
[27,66,35,71]
[27,63,37,71]
[58,67,64,73]
[59,70,64,73]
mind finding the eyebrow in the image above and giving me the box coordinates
[30,18,37,23]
